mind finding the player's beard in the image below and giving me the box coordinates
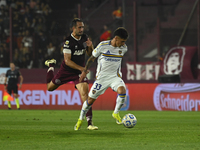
[76,31,83,36]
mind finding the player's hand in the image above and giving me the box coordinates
[86,38,93,47]
[19,84,22,89]
[79,70,89,82]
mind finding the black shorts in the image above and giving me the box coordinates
[7,85,18,95]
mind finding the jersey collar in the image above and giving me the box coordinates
[71,33,81,41]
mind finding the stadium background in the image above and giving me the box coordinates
[0,0,200,111]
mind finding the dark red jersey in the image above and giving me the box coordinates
[61,33,88,74]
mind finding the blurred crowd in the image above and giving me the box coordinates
[0,0,128,69]
[0,0,64,68]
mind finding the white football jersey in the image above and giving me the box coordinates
[92,40,127,79]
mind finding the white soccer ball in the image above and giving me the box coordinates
[122,113,137,128]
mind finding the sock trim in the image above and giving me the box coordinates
[47,67,54,72]
[86,100,93,106]
[118,94,126,98]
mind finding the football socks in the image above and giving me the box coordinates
[79,100,91,120]
[114,94,126,114]
[86,107,93,126]
[15,98,20,109]
[46,67,54,83]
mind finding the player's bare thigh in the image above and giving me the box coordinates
[76,82,89,102]
[47,81,60,91]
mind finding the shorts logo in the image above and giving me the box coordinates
[55,79,61,84]
[92,90,96,94]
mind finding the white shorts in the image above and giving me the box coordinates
[88,76,126,99]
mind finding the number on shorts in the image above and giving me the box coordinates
[94,83,102,90]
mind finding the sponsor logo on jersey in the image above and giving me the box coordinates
[106,50,110,54]
[74,49,85,55]
[119,50,122,54]
[65,40,69,45]
[104,58,120,62]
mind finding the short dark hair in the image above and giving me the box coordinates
[70,18,83,28]
[114,27,128,39]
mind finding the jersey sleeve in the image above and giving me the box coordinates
[5,70,8,77]
[92,42,103,58]
[63,40,71,54]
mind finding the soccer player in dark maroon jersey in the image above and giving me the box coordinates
[45,18,98,130]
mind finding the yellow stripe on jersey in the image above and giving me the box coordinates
[117,72,121,78]
[102,53,123,58]
[96,42,110,50]
[117,68,122,78]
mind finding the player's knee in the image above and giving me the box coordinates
[117,86,126,94]
[47,83,59,91]
[47,86,55,91]
[14,94,18,98]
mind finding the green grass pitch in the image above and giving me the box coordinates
[0,110,200,150]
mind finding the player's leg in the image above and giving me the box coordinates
[114,86,126,114]
[13,86,20,110]
[74,97,96,130]
[14,93,20,110]
[7,101,11,110]
[111,78,126,124]
[47,81,60,91]
[6,86,12,110]
[76,82,98,130]
[45,59,59,91]
[75,79,108,130]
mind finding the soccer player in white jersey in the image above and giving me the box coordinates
[74,27,128,130]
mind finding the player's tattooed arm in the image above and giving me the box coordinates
[86,38,93,56]
[84,55,96,72]
[79,55,96,82]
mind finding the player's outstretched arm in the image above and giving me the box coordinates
[79,55,96,82]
